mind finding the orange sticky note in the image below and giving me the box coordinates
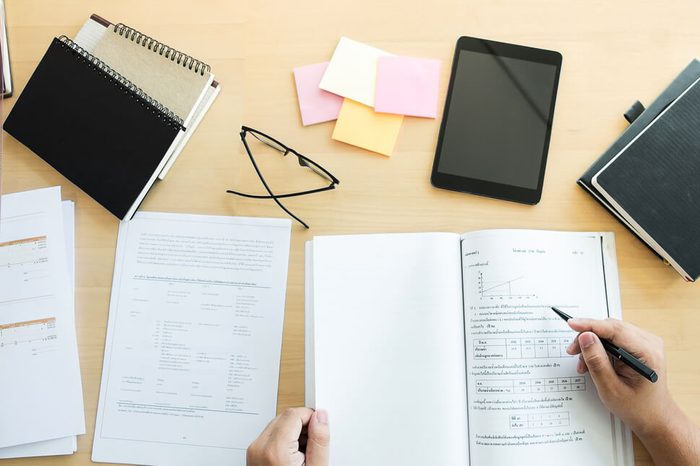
[331,99,403,156]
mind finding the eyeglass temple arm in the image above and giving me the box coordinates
[238,134,310,229]
[226,185,336,199]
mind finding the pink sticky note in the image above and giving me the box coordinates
[375,56,441,118]
[293,62,344,126]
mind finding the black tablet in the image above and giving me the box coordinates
[431,37,562,204]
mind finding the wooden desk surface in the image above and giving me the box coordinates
[3,1,700,464]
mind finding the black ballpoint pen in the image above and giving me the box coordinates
[551,307,658,383]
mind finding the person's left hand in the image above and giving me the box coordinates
[247,407,330,466]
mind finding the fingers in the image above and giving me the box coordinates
[577,332,621,398]
[248,408,316,466]
[273,407,315,439]
[306,410,330,466]
[576,354,588,374]
[567,337,581,355]
[566,318,642,353]
[259,407,314,442]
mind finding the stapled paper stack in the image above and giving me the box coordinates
[0,187,84,459]
[293,37,441,156]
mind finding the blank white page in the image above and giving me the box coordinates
[311,233,468,466]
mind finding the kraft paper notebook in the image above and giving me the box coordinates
[306,230,634,466]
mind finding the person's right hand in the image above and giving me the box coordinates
[566,318,700,466]
[565,317,673,436]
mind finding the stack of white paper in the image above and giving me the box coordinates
[0,187,84,458]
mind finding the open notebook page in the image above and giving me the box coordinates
[460,230,633,466]
[309,233,469,466]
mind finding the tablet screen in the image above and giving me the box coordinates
[436,48,559,191]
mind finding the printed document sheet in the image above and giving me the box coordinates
[0,188,84,448]
[0,200,78,458]
[92,212,291,466]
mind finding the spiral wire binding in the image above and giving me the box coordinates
[113,23,211,76]
[58,36,184,130]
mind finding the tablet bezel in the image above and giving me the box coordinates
[430,36,562,204]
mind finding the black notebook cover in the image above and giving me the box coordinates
[579,60,700,190]
[4,37,180,219]
[578,59,700,274]
[594,78,700,281]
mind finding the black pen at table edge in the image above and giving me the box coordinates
[551,307,658,384]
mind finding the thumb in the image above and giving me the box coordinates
[578,332,620,399]
[306,410,330,466]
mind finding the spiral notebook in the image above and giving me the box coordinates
[74,14,220,179]
[4,36,183,219]
[4,16,220,219]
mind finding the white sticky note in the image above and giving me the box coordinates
[319,37,393,107]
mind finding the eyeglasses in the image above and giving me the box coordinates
[226,126,340,229]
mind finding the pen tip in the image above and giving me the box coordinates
[551,307,571,321]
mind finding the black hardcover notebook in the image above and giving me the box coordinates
[578,60,700,239]
[591,77,700,281]
[3,37,182,219]
[580,64,700,281]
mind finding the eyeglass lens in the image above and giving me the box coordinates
[248,130,288,154]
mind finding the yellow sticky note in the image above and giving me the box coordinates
[332,99,403,156]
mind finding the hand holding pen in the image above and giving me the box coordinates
[556,314,700,466]
[552,307,657,382]
[553,310,668,426]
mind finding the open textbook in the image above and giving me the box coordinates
[306,230,634,466]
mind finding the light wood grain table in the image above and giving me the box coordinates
[3,1,700,464]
